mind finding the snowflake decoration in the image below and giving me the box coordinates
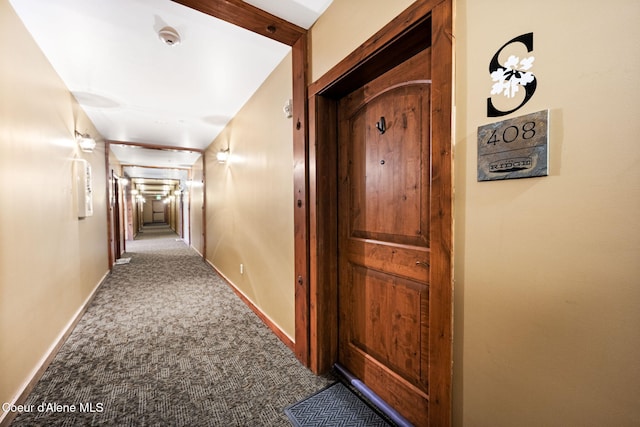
[490,55,535,98]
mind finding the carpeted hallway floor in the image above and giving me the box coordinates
[11,225,333,426]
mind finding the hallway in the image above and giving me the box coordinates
[3,0,639,425]
[10,226,333,426]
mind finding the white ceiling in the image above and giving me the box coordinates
[9,0,331,179]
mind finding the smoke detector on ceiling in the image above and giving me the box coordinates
[158,26,181,46]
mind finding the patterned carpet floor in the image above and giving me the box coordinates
[11,225,333,426]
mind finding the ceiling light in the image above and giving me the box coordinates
[158,26,180,46]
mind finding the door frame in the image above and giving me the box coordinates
[300,0,453,423]
[109,171,126,263]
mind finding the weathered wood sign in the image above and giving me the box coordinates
[477,109,549,181]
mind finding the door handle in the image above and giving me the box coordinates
[416,261,429,268]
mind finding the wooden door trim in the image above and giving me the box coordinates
[105,141,113,268]
[308,0,445,97]
[305,0,453,424]
[427,5,454,424]
[292,34,311,365]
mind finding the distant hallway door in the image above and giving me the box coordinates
[337,48,432,426]
[152,200,165,223]
[109,172,125,262]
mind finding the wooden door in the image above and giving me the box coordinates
[152,201,165,223]
[338,48,432,426]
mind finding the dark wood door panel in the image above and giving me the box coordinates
[340,341,430,426]
[346,86,431,246]
[346,238,430,284]
[343,263,429,386]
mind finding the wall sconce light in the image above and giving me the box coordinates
[216,148,230,164]
[75,131,96,153]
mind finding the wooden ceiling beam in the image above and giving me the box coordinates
[171,0,306,46]
[109,140,204,153]
[121,164,192,171]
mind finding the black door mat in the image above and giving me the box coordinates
[284,382,392,427]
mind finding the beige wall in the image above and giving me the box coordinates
[309,0,416,82]
[0,0,109,420]
[205,52,295,338]
[181,186,190,244]
[142,200,154,224]
[455,0,640,425]
[311,0,640,425]
[190,156,205,256]
[130,190,139,238]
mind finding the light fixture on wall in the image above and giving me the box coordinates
[75,131,96,153]
[216,148,230,164]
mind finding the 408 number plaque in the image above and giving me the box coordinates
[477,109,549,181]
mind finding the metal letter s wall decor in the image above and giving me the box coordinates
[487,33,537,117]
